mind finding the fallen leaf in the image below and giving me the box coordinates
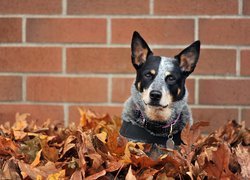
[47,169,65,180]
[235,145,250,179]
[31,149,42,167]
[125,166,136,180]
[85,169,106,180]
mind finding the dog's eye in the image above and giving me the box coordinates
[166,75,176,84]
[144,72,153,78]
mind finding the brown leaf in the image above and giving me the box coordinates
[85,169,106,180]
[138,168,159,180]
[181,122,209,154]
[1,158,21,180]
[203,143,235,179]
[70,169,85,180]
[61,135,77,158]
[105,161,124,172]
[19,161,60,179]
[12,113,29,131]
[235,145,250,178]
[0,136,21,157]
[40,138,59,162]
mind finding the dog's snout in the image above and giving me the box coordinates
[149,90,162,101]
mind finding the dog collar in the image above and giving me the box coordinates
[120,120,182,146]
[133,105,182,136]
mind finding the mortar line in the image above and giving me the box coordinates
[238,0,243,15]
[238,107,242,123]
[107,18,112,45]
[107,74,113,104]
[62,47,67,74]
[62,0,67,15]
[149,0,154,15]
[2,72,250,79]
[1,14,250,19]
[22,17,26,43]
[194,17,199,40]
[236,48,241,76]
[22,76,27,102]
[194,78,199,105]
[0,43,249,49]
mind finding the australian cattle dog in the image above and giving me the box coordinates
[120,31,200,148]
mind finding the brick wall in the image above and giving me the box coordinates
[0,0,249,130]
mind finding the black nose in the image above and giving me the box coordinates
[150,90,162,101]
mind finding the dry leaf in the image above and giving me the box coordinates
[125,166,136,180]
[0,109,248,179]
[235,145,250,178]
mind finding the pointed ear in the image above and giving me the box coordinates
[175,41,200,77]
[131,31,153,69]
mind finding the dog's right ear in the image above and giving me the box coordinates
[131,31,153,69]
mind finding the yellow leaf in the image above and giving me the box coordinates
[36,175,42,180]
[95,131,107,144]
[47,170,65,180]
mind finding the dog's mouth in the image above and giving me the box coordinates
[143,101,168,109]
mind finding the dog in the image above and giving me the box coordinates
[120,31,200,147]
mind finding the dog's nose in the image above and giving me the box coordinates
[150,90,162,101]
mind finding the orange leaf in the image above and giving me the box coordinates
[31,149,42,167]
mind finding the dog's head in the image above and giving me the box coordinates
[131,31,200,121]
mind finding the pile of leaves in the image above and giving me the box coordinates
[0,109,249,179]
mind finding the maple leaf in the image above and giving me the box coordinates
[203,143,237,179]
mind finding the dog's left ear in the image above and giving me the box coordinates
[175,41,200,77]
[131,31,153,69]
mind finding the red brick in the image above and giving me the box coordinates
[111,78,195,104]
[112,78,134,103]
[195,49,236,75]
[26,18,106,43]
[199,19,250,45]
[112,19,194,44]
[0,47,62,72]
[153,49,180,57]
[240,50,250,76]
[69,105,123,123]
[192,108,238,133]
[27,77,108,103]
[67,48,133,73]
[67,0,149,15]
[186,79,195,104]
[241,109,250,127]
[0,76,22,101]
[155,0,238,15]
[199,80,250,105]
[0,18,21,42]
[0,104,64,125]
[154,49,236,75]
[0,0,61,14]
[243,0,250,15]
